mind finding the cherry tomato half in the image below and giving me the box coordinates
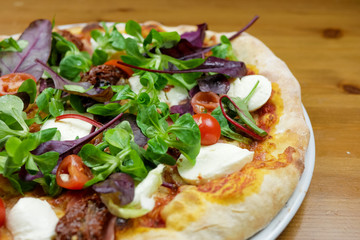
[0,198,5,227]
[191,91,220,114]
[104,59,134,77]
[0,73,37,96]
[56,155,93,190]
[193,113,221,146]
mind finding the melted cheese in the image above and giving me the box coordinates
[6,197,59,240]
[40,110,93,141]
[177,143,254,185]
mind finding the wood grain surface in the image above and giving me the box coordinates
[1,0,360,239]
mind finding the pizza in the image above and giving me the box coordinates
[0,17,310,240]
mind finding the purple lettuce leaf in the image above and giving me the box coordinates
[167,16,259,61]
[197,74,230,94]
[170,99,194,115]
[189,56,247,78]
[115,56,247,78]
[160,39,205,60]
[35,59,113,102]
[160,24,208,60]
[189,85,200,98]
[180,23,208,48]
[93,172,134,206]
[0,19,52,79]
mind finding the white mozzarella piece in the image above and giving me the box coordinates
[133,164,165,211]
[164,85,189,106]
[40,110,93,141]
[7,197,59,240]
[177,143,254,184]
[227,75,272,112]
[128,75,142,94]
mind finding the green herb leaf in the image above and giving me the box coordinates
[0,37,28,52]
[125,20,143,42]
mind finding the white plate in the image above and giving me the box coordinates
[251,106,316,239]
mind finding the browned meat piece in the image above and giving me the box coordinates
[80,64,129,87]
[55,193,115,240]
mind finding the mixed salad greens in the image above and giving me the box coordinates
[0,17,266,216]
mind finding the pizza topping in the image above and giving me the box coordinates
[177,143,254,185]
[41,111,95,141]
[192,113,221,146]
[0,198,5,227]
[36,59,115,103]
[55,193,114,240]
[219,93,268,140]
[93,172,135,206]
[56,154,93,190]
[0,36,28,53]
[55,113,103,129]
[0,73,37,96]
[58,29,85,51]
[191,91,220,114]
[6,197,59,240]
[0,19,52,80]
[196,73,230,94]
[114,56,247,81]
[101,164,165,219]
[104,59,134,78]
[81,64,129,87]
[227,75,272,112]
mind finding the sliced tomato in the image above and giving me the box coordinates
[0,198,5,227]
[104,59,134,77]
[191,91,220,114]
[193,113,221,145]
[56,155,93,190]
[0,73,37,96]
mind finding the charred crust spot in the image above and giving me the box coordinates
[322,28,343,39]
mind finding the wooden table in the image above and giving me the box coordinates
[1,0,359,239]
